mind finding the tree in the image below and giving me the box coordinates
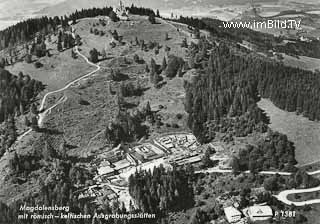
[59,140,67,158]
[188,208,209,224]
[156,9,160,17]
[30,103,38,114]
[89,48,99,63]
[148,13,156,24]
[195,28,200,39]
[24,116,30,127]
[0,58,5,68]
[109,11,119,22]
[3,116,17,151]
[161,57,167,71]
[145,101,152,116]
[75,34,81,46]
[165,32,169,41]
[57,40,63,52]
[63,34,69,48]
[134,36,140,45]
[112,30,119,41]
[133,54,140,63]
[165,55,184,78]
[181,37,188,48]
[25,54,32,63]
[263,176,279,192]
[101,49,107,59]
[43,140,56,160]
[231,156,240,174]
[177,65,183,77]
[71,49,76,59]
[201,148,213,168]
[149,58,158,83]
[145,64,150,73]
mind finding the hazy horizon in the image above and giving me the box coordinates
[1,0,320,31]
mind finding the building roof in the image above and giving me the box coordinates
[248,205,273,217]
[113,159,131,170]
[98,166,115,175]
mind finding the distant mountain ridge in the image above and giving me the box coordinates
[1,0,320,30]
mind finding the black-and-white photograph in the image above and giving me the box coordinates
[0,0,320,223]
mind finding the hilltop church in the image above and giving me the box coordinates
[113,0,129,21]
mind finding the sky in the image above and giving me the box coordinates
[0,0,66,30]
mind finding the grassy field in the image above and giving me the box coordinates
[280,54,320,72]
[74,15,193,59]
[258,98,320,166]
[6,40,94,92]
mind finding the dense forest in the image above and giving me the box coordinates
[232,130,297,173]
[1,135,154,224]
[0,115,17,157]
[185,40,320,144]
[0,68,43,123]
[128,165,194,215]
[105,108,149,146]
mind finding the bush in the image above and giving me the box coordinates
[165,33,169,41]
[176,113,183,119]
[172,123,179,128]
[148,13,156,24]
[89,48,99,63]
[79,99,90,105]
[165,55,184,78]
[34,61,43,68]
[25,54,32,63]
[109,11,119,22]
[133,54,144,64]
[133,54,139,63]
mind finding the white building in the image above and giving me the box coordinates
[113,0,129,21]
[224,206,242,223]
[247,205,273,221]
[98,166,115,176]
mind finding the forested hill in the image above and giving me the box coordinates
[0,67,44,122]
[0,5,155,50]
[184,40,320,143]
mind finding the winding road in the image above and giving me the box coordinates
[12,46,100,149]
[11,44,101,151]
[38,46,101,127]
[274,185,320,206]
[197,167,320,206]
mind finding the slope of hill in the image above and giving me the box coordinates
[0,14,194,204]
[0,4,320,222]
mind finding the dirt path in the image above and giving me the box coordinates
[38,46,101,127]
